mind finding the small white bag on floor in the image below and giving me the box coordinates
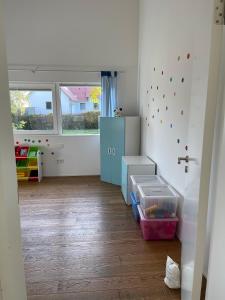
[164,256,181,289]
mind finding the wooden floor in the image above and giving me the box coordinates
[19,176,181,300]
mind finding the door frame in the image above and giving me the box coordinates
[0,0,27,298]
[182,19,224,300]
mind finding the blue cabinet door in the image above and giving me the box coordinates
[100,117,112,183]
[100,117,125,185]
[110,118,125,185]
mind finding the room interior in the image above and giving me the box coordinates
[1,0,225,300]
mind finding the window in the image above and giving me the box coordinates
[46,101,52,110]
[60,85,101,135]
[80,103,86,111]
[93,103,99,110]
[10,83,101,135]
[10,84,57,133]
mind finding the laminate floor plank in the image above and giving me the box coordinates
[19,176,181,300]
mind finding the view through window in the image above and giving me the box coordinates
[60,85,101,135]
[10,84,102,135]
[10,88,54,131]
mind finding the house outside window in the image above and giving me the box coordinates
[60,85,101,135]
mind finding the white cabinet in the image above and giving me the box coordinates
[121,156,156,205]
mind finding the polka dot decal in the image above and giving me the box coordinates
[215,0,224,24]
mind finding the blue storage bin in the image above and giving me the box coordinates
[130,192,140,222]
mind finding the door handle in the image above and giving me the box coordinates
[178,156,189,164]
[112,147,116,156]
[108,147,111,155]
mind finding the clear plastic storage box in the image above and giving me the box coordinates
[137,185,179,219]
[130,175,166,196]
[138,205,178,240]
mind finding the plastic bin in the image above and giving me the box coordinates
[15,146,29,158]
[138,185,179,218]
[17,159,28,168]
[138,205,178,240]
[130,192,140,222]
[28,146,38,158]
[130,175,166,196]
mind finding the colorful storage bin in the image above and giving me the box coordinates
[138,185,179,218]
[130,175,166,196]
[138,205,178,240]
[130,192,140,222]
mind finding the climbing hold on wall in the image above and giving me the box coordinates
[32,140,35,143]
[174,92,176,96]
[166,106,168,111]
[157,108,160,113]
[181,110,184,115]
[38,140,41,143]
[16,141,19,145]
[46,139,49,142]
[162,70,164,75]
[154,67,156,71]
[177,139,180,144]
[181,78,184,83]
[152,115,155,119]
[170,77,173,82]
[24,139,27,142]
[163,94,166,99]
[41,152,44,155]
[51,152,54,155]
[170,124,173,128]
[151,85,153,89]
[178,56,181,61]
[187,53,191,59]
[157,86,159,90]
[185,145,188,151]
[152,98,154,102]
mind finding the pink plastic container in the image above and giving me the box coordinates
[138,205,178,240]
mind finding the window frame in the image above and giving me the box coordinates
[9,82,58,135]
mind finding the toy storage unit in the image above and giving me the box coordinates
[100,117,140,186]
[138,185,179,219]
[121,156,156,205]
[15,146,42,182]
[138,205,178,240]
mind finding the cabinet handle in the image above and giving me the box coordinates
[112,147,116,156]
[108,147,111,155]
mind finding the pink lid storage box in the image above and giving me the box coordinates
[138,205,178,240]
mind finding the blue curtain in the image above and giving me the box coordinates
[101,71,118,117]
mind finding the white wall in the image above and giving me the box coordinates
[138,0,196,231]
[4,0,139,176]
[4,0,139,115]
[14,135,100,176]
[0,0,27,298]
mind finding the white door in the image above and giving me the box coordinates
[180,2,224,299]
